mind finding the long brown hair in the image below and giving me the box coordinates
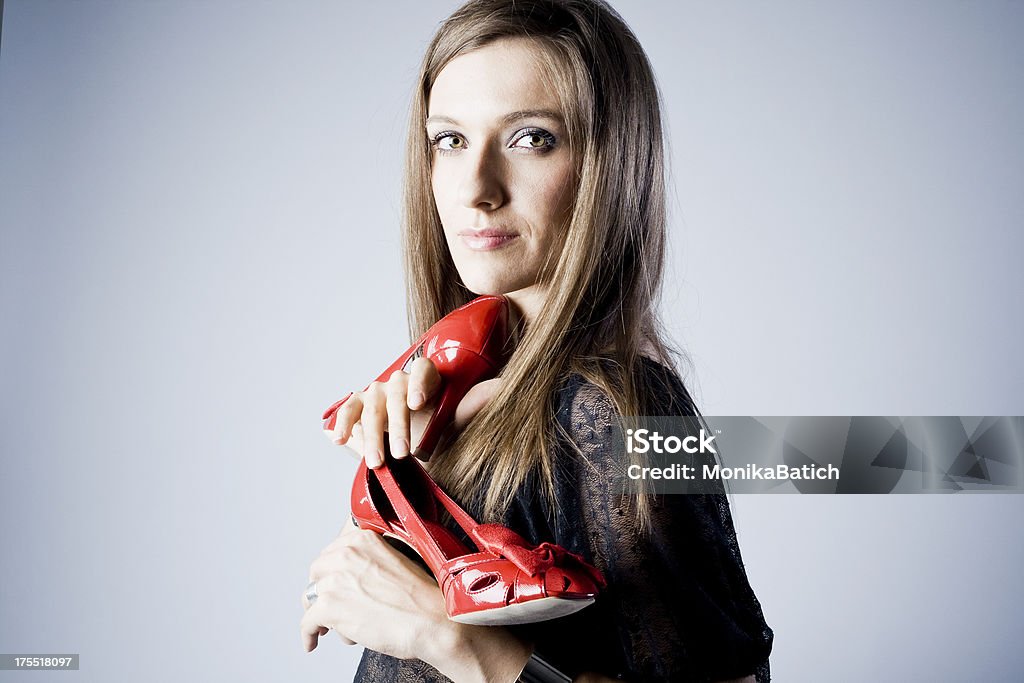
[403,0,687,529]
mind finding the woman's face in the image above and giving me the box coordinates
[427,38,576,320]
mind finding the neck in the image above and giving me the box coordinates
[502,285,547,328]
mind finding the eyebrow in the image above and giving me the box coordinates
[425,109,564,127]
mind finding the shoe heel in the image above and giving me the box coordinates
[322,296,509,447]
[413,349,495,458]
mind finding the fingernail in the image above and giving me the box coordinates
[394,438,409,459]
[410,391,425,408]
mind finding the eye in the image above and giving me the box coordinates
[430,132,467,152]
[510,128,557,151]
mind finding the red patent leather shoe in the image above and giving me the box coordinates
[322,295,510,459]
[325,295,605,624]
[352,449,606,625]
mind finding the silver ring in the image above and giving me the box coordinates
[305,580,319,606]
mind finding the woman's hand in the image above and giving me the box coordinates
[300,518,449,658]
[300,518,531,681]
[326,357,441,468]
[326,357,502,469]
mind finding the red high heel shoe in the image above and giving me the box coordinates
[324,295,606,624]
[322,295,510,459]
[352,449,606,625]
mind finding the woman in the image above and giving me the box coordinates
[301,0,773,680]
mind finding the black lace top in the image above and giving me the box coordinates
[355,360,773,682]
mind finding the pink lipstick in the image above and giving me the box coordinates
[459,228,518,251]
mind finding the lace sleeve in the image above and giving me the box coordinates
[537,376,773,682]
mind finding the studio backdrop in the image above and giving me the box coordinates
[1,1,1022,681]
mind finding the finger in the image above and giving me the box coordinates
[301,594,357,650]
[301,573,337,610]
[453,377,503,431]
[301,577,319,610]
[347,423,365,458]
[361,382,387,468]
[300,602,330,652]
[331,394,363,444]
[407,357,442,410]
[385,370,411,459]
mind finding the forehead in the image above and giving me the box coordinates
[428,38,562,121]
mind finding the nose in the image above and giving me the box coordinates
[457,146,506,211]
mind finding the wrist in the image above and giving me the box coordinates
[429,620,533,683]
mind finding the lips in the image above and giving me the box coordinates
[458,228,518,251]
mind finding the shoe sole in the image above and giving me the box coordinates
[451,595,597,625]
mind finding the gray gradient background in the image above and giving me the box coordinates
[1,1,1022,681]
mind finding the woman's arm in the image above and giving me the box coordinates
[301,518,533,682]
[305,521,734,683]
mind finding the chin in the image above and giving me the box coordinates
[461,280,509,297]
[454,266,519,297]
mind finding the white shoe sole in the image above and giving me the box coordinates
[452,595,596,625]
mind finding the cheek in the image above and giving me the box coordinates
[530,164,576,235]
[554,171,576,218]
[430,166,455,222]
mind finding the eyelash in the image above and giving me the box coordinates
[511,128,558,152]
[428,131,464,156]
[428,128,558,155]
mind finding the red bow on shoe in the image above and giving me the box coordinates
[471,524,607,589]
